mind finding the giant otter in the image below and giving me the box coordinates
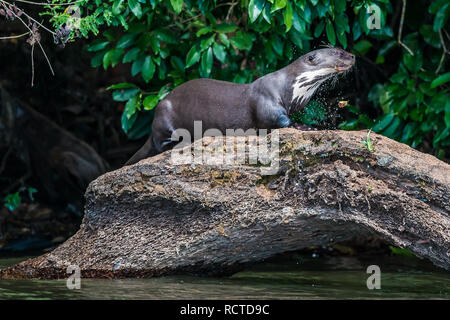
[125,47,355,165]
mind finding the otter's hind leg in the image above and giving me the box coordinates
[124,135,159,166]
[124,99,176,166]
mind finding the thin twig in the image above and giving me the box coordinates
[0,0,56,35]
[31,43,35,86]
[398,0,414,56]
[167,2,236,29]
[0,31,30,40]
[444,29,450,42]
[226,0,238,21]
[11,0,83,6]
[167,14,202,28]
[1,2,55,76]
[436,29,448,74]
[36,35,55,75]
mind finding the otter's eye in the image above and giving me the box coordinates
[308,55,315,62]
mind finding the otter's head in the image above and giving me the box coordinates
[291,48,355,106]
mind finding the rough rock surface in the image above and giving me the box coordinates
[1,129,449,279]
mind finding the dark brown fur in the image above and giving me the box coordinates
[126,48,354,165]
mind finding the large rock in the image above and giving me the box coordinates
[1,129,449,279]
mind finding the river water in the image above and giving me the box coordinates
[0,253,449,299]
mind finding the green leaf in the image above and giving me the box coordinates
[213,43,226,63]
[316,3,328,18]
[434,127,450,145]
[433,3,449,31]
[429,0,448,14]
[378,40,396,56]
[171,56,185,72]
[143,95,159,110]
[389,246,415,257]
[121,110,138,134]
[401,122,418,143]
[170,0,184,13]
[283,1,293,32]
[4,192,21,212]
[430,72,450,88]
[272,0,287,12]
[337,30,347,49]
[107,83,138,90]
[326,19,336,46]
[292,8,305,33]
[157,84,171,101]
[27,187,37,201]
[149,37,160,54]
[103,49,124,69]
[354,40,372,55]
[91,51,106,67]
[125,111,153,140]
[302,4,312,23]
[124,95,140,119]
[131,56,145,76]
[420,25,441,48]
[87,40,109,52]
[445,102,450,127]
[314,20,325,38]
[185,45,201,68]
[382,116,402,138]
[230,31,253,50]
[103,30,116,42]
[128,0,142,19]
[156,29,177,44]
[403,52,423,73]
[352,19,362,41]
[112,88,139,102]
[262,2,272,23]
[196,26,213,37]
[123,47,141,63]
[214,23,238,33]
[373,113,395,132]
[271,34,283,56]
[200,47,213,77]
[249,0,265,23]
[112,0,126,15]
[142,56,156,83]
[116,34,136,49]
[338,119,360,130]
[335,0,346,12]
[200,35,215,51]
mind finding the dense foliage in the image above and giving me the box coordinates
[3,0,450,156]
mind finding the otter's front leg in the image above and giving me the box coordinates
[276,113,292,128]
[255,101,292,129]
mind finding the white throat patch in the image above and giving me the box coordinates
[291,68,335,105]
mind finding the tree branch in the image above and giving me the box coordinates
[397,0,414,56]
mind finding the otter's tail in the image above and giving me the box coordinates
[125,135,158,166]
